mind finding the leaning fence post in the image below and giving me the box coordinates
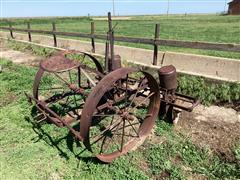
[91,21,95,53]
[153,24,160,65]
[9,23,14,39]
[52,22,57,47]
[27,22,32,42]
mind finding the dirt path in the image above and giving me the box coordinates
[0,41,42,65]
[176,105,240,161]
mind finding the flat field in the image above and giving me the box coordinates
[1,14,240,59]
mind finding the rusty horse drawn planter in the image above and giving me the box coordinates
[26,13,198,163]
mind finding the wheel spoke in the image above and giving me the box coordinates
[53,72,72,88]
[91,119,122,143]
[130,92,155,113]
[68,70,78,111]
[125,75,128,106]
[78,67,81,87]
[128,78,145,109]
[80,68,96,87]
[99,115,115,153]
[93,114,118,117]
[39,87,64,91]
[126,119,139,137]
[102,117,122,152]
[120,119,125,152]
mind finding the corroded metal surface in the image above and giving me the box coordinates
[158,65,178,90]
[40,54,80,73]
[26,11,199,163]
[158,65,199,122]
[80,67,160,163]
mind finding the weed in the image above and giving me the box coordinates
[6,40,56,57]
[178,75,240,106]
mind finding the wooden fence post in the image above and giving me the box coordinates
[27,22,32,42]
[9,23,14,39]
[153,24,160,65]
[52,22,57,47]
[108,12,114,71]
[91,21,95,53]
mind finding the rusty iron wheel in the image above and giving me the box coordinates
[32,51,104,126]
[80,67,160,163]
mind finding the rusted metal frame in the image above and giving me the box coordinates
[27,22,32,42]
[153,24,160,65]
[1,26,240,52]
[66,50,105,74]
[175,92,199,103]
[8,23,14,39]
[80,68,160,163]
[53,72,89,96]
[159,91,199,112]
[160,99,192,112]
[28,95,83,140]
[52,22,57,47]
[35,103,66,126]
[159,87,199,103]
[91,22,95,53]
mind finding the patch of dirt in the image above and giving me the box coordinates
[156,170,171,180]
[175,105,240,162]
[0,40,42,66]
[0,49,42,65]
[216,101,240,112]
[0,92,17,107]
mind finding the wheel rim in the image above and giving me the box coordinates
[32,52,104,125]
[80,67,160,163]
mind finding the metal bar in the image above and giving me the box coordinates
[27,22,32,42]
[91,21,95,53]
[28,94,83,141]
[80,68,96,86]
[52,22,57,47]
[78,67,81,87]
[9,23,14,39]
[153,24,160,65]
[1,26,240,52]
[108,12,114,71]
[105,42,109,72]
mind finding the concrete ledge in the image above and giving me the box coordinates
[0,31,239,82]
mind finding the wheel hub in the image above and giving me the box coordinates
[119,109,134,121]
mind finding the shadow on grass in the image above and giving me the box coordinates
[24,106,104,165]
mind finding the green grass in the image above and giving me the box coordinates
[1,14,240,59]
[178,75,240,106]
[0,58,240,179]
